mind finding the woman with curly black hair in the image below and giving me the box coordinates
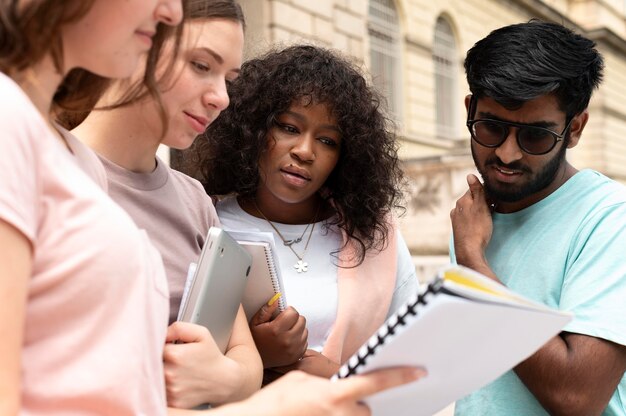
[190,45,418,379]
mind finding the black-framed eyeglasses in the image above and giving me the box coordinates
[466,96,573,155]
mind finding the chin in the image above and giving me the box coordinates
[278,191,317,205]
[166,135,197,151]
[89,58,141,80]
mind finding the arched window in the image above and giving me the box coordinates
[368,0,401,120]
[433,17,457,139]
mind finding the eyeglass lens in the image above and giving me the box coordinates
[472,120,557,154]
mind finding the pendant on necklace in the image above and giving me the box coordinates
[294,259,308,273]
[283,237,302,246]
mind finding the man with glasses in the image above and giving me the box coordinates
[451,21,626,415]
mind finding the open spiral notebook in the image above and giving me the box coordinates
[334,265,572,416]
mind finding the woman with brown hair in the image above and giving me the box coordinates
[0,0,183,413]
[70,0,263,408]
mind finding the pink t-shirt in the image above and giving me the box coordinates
[0,74,169,414]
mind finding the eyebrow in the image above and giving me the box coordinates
[477,111,559,129]
[283,110,342,133]
[196,46,241,74]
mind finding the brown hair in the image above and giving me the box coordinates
[56,0,245,131]
[0,0,95,74]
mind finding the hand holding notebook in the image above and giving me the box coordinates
[334,265,572,416]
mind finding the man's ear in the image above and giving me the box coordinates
[464,94,472,114]
[567,109,589,149]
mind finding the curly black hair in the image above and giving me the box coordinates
[191,45,404,264]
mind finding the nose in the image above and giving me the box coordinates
[155,0,183,26]
[494,128,523,164]
[201,79,230,112]
[290,135,315,163]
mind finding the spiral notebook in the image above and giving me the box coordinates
[224,230,287,320]
[334,265,572,416]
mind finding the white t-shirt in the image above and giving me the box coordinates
[217,196,418,350]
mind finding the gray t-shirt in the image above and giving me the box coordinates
[100,156,218,324]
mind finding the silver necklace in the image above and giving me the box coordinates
[253,200,319,273]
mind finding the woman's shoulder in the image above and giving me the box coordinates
[215,194,239,212]
[0,73,48,138]
[167,164,210,200]
[216,195,265,230]
[215,195,245,222]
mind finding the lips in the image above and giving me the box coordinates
[279,165,312,188]
[281,165,311,181]
[494,165,521,175]
[491,164,524,183]
[184,111,209,133]
[135,30,156,47]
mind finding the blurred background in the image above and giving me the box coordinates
[165,1,626,413]
[168,0,626,282]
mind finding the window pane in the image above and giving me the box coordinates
[433,17,457,139]
[368,0,401,119]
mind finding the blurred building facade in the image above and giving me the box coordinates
[222,0,626,278]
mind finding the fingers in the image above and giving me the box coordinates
[251,296,281,326]
[451,174,487,218]
[298,327,309,357]
[451,189,471,219]
[466,174,484,200]
[270,307,302,333]
[354,402,372,416]
[165,321,210,344]
[335,367,427,402]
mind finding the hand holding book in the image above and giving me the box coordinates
[250,300,308,369]
[335,265,572,416]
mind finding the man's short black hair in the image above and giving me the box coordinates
[464,20,604,118]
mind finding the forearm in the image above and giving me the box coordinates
[295,353,339,378]
[271,350,340,378]
[168,404,255,416]
[514,334,624,416]
[216,307,262,402]
[221,344,263,402]
[453,247,498,281]
[0,222,32,416]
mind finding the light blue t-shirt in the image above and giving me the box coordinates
[453,169,626,416]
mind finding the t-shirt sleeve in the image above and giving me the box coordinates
[0,83,40,243]
[59,126,108,192]
[449,234,457,263]
[560,203,626,347]
[387,230,419,318]
[207,196,220,228]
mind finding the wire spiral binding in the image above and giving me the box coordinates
[337,277,444,378]
[262,245,285,311]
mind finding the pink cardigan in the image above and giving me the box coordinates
[321,219,398,364]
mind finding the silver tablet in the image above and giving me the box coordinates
[178,227,252,353]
